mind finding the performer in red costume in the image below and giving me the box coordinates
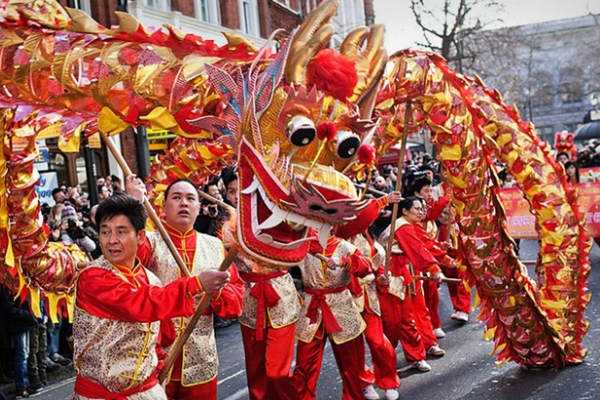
[73,195,230,400]
[219,170,301,400]
[336,196,402,400]
[347,232,401,400]
[378,197,446,372]
[130,178,244,400]
[408,177,452,337]
[294,236,372,400]
[437,206,471,323]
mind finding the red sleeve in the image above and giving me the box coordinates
[426,196,450,222]
[308,229,323,254]
[414,224,452,266]
[76,267,202,323]
[394,225,440,275]
[336,197,388,239]
[348,274,363,297]
[342,249,373,278]
[210,263,244,319]
[437,225,449,242]
[136,236,153,268]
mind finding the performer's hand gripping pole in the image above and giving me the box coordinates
[158,248,238,383]
[383,101,412,275]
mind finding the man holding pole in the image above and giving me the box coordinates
[131,178,244,400]
[72,195,230,400]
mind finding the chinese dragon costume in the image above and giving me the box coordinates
[0,0,590,369]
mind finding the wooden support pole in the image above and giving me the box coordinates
[412,275,461,284]
[384,101,412,275]
[198,190,235,213]
[99,131,192,277]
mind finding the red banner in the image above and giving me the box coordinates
[580,167,600,183]
[499,188,537,239]
[500,183,600,238]
[579,182,600,237]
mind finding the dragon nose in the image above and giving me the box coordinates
[309,204,338,215]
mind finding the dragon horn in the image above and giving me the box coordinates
[341,24,387,118]
[283,0,339,85]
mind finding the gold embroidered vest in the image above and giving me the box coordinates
[216,216,302,330]
[73,258,162,397]
[295,240,366,344]
[349,234,382,316]
[146,230,224,386]
[377,219,408,300]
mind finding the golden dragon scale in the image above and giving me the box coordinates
[377,50,589,367]
[0,0,589,367]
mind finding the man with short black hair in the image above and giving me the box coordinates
[72,195,230,400]
[51,188,64,204]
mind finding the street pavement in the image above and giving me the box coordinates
[8,239,600,400]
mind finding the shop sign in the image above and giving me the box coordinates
[36,148,50,163]
[147,128,176,140]
[149,139,169,151]
[88,132,101,148]
[35,171,58,206]
[500,183,600,238]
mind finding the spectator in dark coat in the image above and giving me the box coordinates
[0,285,38,398]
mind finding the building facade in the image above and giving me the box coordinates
[469,14,600,146]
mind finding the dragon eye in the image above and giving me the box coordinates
[334,130,361,159]
[286,116,316,147]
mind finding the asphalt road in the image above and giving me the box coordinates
[8,239,600,400]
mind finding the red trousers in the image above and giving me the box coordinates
[423,280,441,329]
[379,284,437,362]
[441,265,471,313]
[294,324,364,400]
[241,323,297,400]
[358,311,401,390]
[166,377,216,400]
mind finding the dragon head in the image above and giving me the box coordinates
[197,0,386,267]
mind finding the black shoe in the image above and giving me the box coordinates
[45,357,61,372]
[50,353,71,366]
[30,383,45,392]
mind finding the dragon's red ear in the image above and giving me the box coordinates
[306,48,358,101]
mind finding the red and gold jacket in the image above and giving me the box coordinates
[73,257,202,399]
[137,224,244,387]
[296,236,371,344]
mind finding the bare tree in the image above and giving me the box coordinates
[410,0,505,71]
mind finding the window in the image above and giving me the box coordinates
[563,124,577,133]
[49,153,69,187]
[306,0,317,13]
[531,85,553,108]
[536,126,554,143]
[197,0,221,23]
[146,0,171,10]
[560,81,582,104]
[66,0,91,13]
[240,0,259,36]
